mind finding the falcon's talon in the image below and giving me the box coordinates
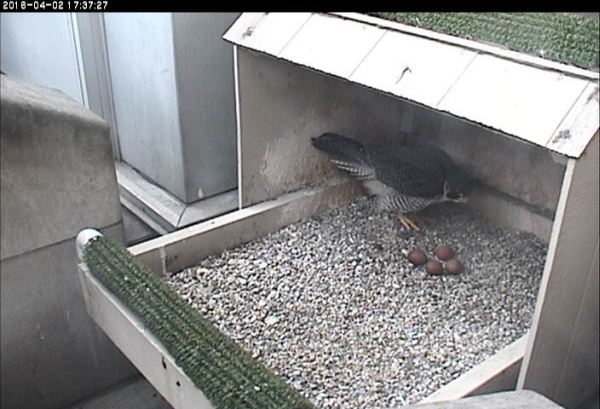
[397,214,420,231]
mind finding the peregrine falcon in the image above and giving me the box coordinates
[311,132,472,230]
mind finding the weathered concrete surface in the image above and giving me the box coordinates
[237,49,565,219]
[63,377,172,409]
[1,76,137,409]
[1,76,122,260]
[0,225,138,409]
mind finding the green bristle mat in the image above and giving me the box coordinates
[83,235,315,409]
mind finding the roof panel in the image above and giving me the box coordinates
[222,12,311,56]
[333,13,599,81]
[548,82,600,157]
[350,30,477,107]
[279,13,386,78]
[224,12,600,158]
[437,54,590,149]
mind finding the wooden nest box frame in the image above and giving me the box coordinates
[79,13,599,409]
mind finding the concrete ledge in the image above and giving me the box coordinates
[0,224,138,409]
[116,161,238,232]
[1,76,136,409]
[1,75,122,260]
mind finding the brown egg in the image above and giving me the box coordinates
[408,249,428,266]
[425,260,444,275]
[444,259,463,275]
[435,245,454,261]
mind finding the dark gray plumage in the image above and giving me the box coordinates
[311,132,472,230]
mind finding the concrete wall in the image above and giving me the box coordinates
[1,76,137,409]
[236,49,566,239]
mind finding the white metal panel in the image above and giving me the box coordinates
[437,54,590,149]
[279,13,386,78]
[0,13,85,104]
[73,14,121,159]
[548,82,600,157]
[350,30,477,107]
[104,13,185,200]
[172,13,239,201]
[222,12,311,56]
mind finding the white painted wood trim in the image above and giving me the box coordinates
[128,182,361,275]
[331,13,600,81]
[78,264,214,409]
[233,45,243,211]
[518,133,599,408]
[553,240,599,403]
[435,53,590,150]
[517,157,577,394]
[548,82,600,158]
[422,335,528,403]
[278,13,387,79]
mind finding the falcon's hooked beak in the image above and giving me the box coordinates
[454,195,468,203]
[443,181,469,203]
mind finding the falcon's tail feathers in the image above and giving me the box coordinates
[311,133,373,179]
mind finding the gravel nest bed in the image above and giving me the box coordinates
[166,197,547,408]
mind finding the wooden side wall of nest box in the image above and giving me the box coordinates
[519,131,599,407]
[236,48,565,242]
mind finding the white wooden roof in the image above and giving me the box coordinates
[224,12,600,158]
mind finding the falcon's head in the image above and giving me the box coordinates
[443,170,473,203]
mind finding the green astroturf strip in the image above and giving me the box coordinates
[83,236,315,409]
[370,13,599,70]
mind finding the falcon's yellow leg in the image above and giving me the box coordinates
[397,213,420,231]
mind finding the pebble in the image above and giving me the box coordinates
[166,197,546,408]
